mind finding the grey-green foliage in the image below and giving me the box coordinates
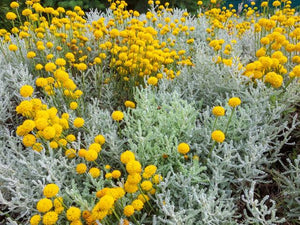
[153,168,237,225]
[121,39,299,223]
[122,87,198,173]
[0,51,35,133]
[241,182,286,224]
[273,155,300,222]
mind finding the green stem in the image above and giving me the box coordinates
[212,117,218,130]
[284,76,295,89]
[207,141,216,159]
[131,214,141,225]
[225,107,235,136]
[137,185,154,212]
[112,208,121,222]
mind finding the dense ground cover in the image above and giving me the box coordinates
[0,0,299,224]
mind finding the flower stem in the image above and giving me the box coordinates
[207,141,216,159]
[225,107,235,136]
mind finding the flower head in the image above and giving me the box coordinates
[73,117,84,128]
[177,142,190,154]
[211,130,225,143]
[43,183,59,198]
[42,211,58,225]
[124,205,135,217]
[212,106,225,116]
[111,110,124,121]
[20,85,34,97]
[36,198,53,213]
[66,207,81,221]
[228,97,241,108]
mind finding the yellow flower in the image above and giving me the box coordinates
[36,198,53,213]
[55,58,66,67]
[42,211,58,225]
[111,170,121,179]
[88,143,101,153]
[22,134,36,147]
[43,184,59,198]
[30,214,41,225]
[27,51,36,59]
[6,12,17,20]
[70,102,78,110]
[147,76,158,85]
[132,199,144,211]
[10,2,20,8]
[211,130,225,143]
[141,180,153,192]
[94,135,105,145]
[9,44,18,51]
[73,117,84,128]
[35,64,43,70]
[20,85,34,97]
[212,106,225,117]
[138,193,150,203]
[127,173,142,184]
[152,174,163,184]
[228,97,241,108]
[66,207,81,221]
[76,163,87,174]
[77,63,87,71]
[126,160,142,174]
[177,142,190,154]
[111,110,124,121]
[143,165,157,179]
[124,100,136,108]
[123,205,135,217]
[65,148,76,159]
[89,167,101,178]
[85,150,98,161]
[45,62,57,73]
[272,0,281,7]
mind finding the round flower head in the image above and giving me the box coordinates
[111,110,124,121]
[228,97,241,108]
[9,44,18,51]
[152,174,163,184]
[66,206,81,221]
[43,183,59,198]
[70,102,78,110]
[147,76,158,85]
[30,214,41,225]
[94,134,105,145]
[141,180,153,192]
[211,130,225,143]
[85,150,98,161]
[42,211,58,225]
[36,198,53,213]
[212,106,225,117]
[126,160,142,174]
[124,100,136,108]
[132,199,144,211]
[89,167,101,178]
[73,117,84,128]
[76,163,87,174]
[98,195,114,210]
[177,142,190,154]
[143,165,157,178]
[112,170,121,179]
[6,12,17,20]
[22,134,36,147]
[124,182,138,193]
[124,205,135,217]
[10,2,19,8]
[120,150,135,164]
